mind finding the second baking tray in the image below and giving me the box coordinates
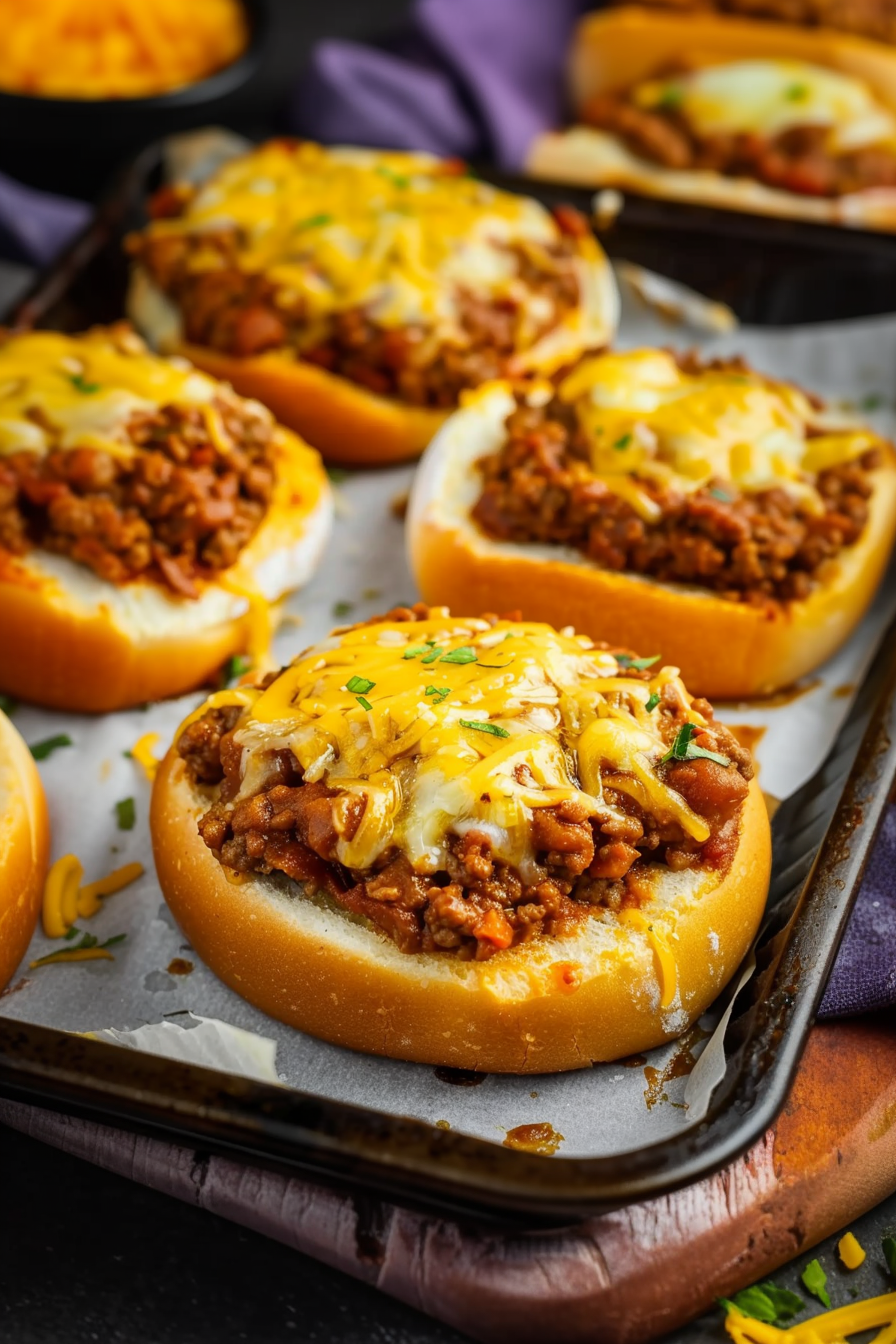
[1,138,895,1221]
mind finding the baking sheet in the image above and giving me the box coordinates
[3,299,896,1162]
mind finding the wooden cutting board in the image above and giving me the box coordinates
[2,1015,894,1344]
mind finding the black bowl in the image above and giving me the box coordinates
[0,0,268,201]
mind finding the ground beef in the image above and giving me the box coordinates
[612,0,896,47]
[471,381,878,604]
[129,206,588,409]
[582,87,896,197]
[180,660,752,959]
[0,396,275,596]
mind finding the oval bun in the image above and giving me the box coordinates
[0,709,50,988]
[0,427,332,713]
[526,8,896,231]
[407,384,896,700]
[151,740,770,1074]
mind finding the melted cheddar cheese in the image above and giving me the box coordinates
[141,141,609,370]
[0,327,219,459]
[216,612,712,877]
[635,59,896,155]
[558,348,881,517]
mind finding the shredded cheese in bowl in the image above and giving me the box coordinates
[0,0,249,101]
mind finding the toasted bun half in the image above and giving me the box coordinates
[525,8,896,231]
[0,429,332,713]
[151,743,769,1073]
[127,249,620,468]
[0,710,50,988]
[407,383,896,700]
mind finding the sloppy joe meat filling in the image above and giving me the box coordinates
[178,610,753,961]
[582,80,896,198]
[472,363,879,605]
[130,207,587,409]
[0,396,275,597]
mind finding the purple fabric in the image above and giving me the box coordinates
[291,0,587,169]
[0,170,89,267]
[819,803,896,1017]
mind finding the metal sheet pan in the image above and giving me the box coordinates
[1,140,895,1222]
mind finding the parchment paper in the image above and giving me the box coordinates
[3,285,896,1161]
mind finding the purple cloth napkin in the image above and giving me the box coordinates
[819,803,896,1017]
[0,170,89,268]
[291,0,588,169]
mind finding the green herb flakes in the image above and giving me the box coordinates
[661,722,731,767]
[440,646,477,664]
[402,644,429,660]
[30,733,73,761]
[459,719,510,738]
[0,693,17,716]
[355,695,373,712]
[645,692,661,712]
[346,675,375,695]
[295,212,333,231]
[70,373,101,394]
[425,685,451,703]
[326,465,350,484]
[420,646,444,663]
[657,84,684,109]
[883,1236,896,1277]
[616,653,660,671]
[785,82,808,101]
[224,654,252,685]
[801,1260,831,1309]
[720,1283,804,1326]
[115,797,136,831]
[332,600,355,619]
[613,432,633,451]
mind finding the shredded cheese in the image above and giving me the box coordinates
[557,348,883,511]
[140,142,609,373]
[839,1233,867,1269]
[617,907,678,1008]
[41,854,144,938]
[726,1292,896,1344]
[0,328,222,461]
[130,732,161,782]
[225,614,715,881]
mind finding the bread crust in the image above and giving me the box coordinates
[151,744,770,1073]
[406,384,896,699]
[525,7,896,231]
[0,428,332,713]
[0,710,50,988]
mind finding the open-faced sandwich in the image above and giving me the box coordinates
[407,349,896,699]
[0,325,331,712]
[126,140,620,466]
[151,606,770,1072]
[526,7,896,230]
[0,707,50,989]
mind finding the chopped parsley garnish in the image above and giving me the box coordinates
[785,82,808,101]
[332,599,354,619]
[346,675,375,695]
[440,646,477,664]
[616,653,660,670]
[860,392,885,411]
[115,797,136,831]
[355,695,373,712]
[645,691,661,712]
[719,1284,804,1326]
[459,719,510,738]
[224,654,252,685]
[403,644,429,660]
[883,1237,896,1277]
[295,212,333,231]
[613,432,633,451]
[326,465,350,483]
[801,1260,831,1309]
[657,84,684,109]
[102,933,128,948]
[710,486,734,502]
[30,733,73,761]
[0,693,17,716]
[661,722,731,767]
[425,685,451,703]
[70,373,101,394]
[421,646,444,663]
